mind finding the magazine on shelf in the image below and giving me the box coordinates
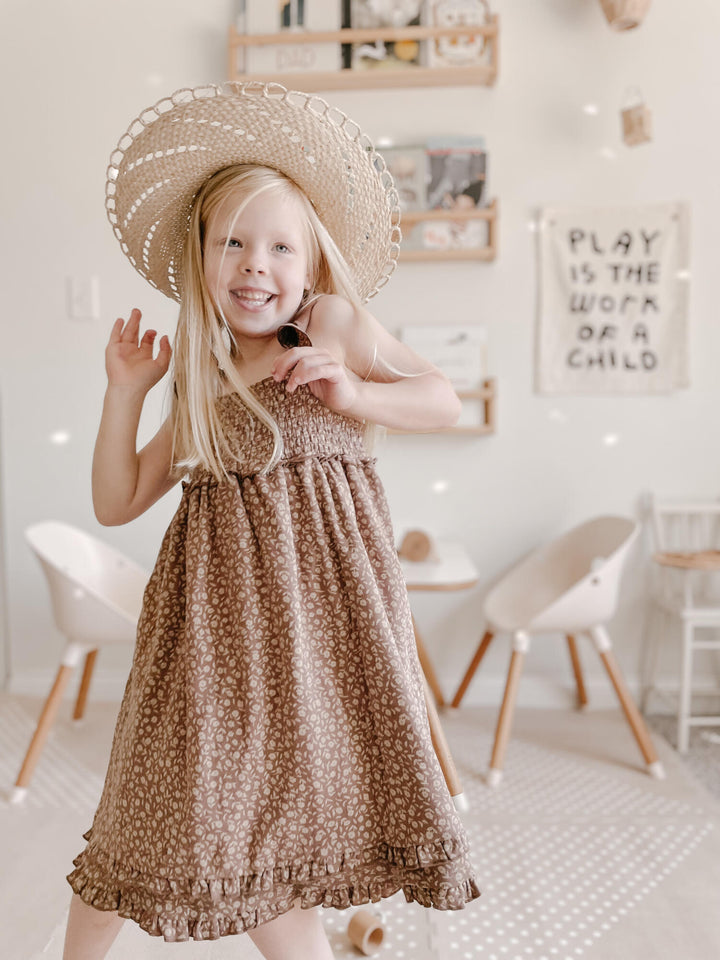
[239,0,341,74]
[378,144,429,250]
[380,146,428,213]
[423,0,490,69]
[423,135,488,250]
[348,0,424,71]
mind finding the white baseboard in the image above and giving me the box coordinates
[7,668,715,715]
[436,673,719,714]
[440,674,626,710]
[7,669,129,702]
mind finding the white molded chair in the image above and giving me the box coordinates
[645,496,720,753]
[452,516,665,786]
[12,521,148,803]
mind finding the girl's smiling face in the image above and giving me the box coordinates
[203,188,312,348]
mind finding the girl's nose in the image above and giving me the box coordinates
[241,250,266,274]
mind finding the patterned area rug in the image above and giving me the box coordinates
[2,696,719,960]
[647,713,720,802]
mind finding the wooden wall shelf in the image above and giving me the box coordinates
[399,199,498,262]
[390,377,496,436]
[228,17,499,91]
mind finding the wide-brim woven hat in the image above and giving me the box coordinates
[106,82,402,303]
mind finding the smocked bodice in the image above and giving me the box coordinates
[188,377,369,483]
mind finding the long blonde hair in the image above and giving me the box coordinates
[170,164,364,480]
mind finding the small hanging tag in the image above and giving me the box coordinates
[621,86,652,146]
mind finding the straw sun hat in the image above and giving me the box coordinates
[106,81,402,303]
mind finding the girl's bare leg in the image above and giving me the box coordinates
[248,899,335,960]
[62,892,333,960]
[62,894,125,960]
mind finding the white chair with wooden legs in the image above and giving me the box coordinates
[11,521,148,804]
[452,516,665,786]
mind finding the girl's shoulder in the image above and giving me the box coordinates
[305,293,356,334]
[303,294,358,356]
[305,294,382,382]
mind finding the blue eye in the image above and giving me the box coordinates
[226,238,241,248]
[275,243,290,253]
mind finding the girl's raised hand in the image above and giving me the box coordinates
[272,347,358,413]
[106,308,172,393]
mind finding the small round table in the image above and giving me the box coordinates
[400,540,479,811]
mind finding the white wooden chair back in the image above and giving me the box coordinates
[648,497,720,611]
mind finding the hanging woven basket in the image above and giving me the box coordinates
[599,0,652,30]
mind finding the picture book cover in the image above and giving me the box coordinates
[424,135,488,249]
[378,145,428,213]
[423,0,490,69]
[349,0,424,71]
[377,144,428,250]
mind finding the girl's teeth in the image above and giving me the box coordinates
[238,292,271,303]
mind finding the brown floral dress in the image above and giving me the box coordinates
[67,379,480,941]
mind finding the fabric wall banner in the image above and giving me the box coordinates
[536,203,690,394]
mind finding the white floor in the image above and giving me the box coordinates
[3,695,720,960]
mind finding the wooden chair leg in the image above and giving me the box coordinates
[73,649,98,720]
[413,615,445,707]
[12,663,75,802]
[566,634,588,708]
[451,629,494,708]
[590,626,665,779]
[488,632,528,786]
[638,602,663,715]
[421,672,466,810]
[677,619,694,754]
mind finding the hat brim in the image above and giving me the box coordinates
[106,82,402,303]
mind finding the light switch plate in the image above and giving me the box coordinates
[67,276,100,320]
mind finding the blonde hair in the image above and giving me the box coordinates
[169,164,364,480]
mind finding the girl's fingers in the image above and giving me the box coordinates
[156,336,173,371]
[108,317,124,344]
[273,348,338,381]
[286,358,343,392]
[120,308,142,342]
[138,329,157,356]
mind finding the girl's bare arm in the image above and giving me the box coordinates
[92,309,178,526]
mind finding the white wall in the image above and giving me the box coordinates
[2,0,718,706]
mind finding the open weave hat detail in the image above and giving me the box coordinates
[106,82,402,303]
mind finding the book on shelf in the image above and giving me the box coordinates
[422,0,491,69]
[377,144,428,250]
[346,0,424,71]
[237,0,342,74]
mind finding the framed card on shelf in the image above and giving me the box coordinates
[400,323,487,390]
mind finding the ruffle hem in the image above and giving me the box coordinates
[67,828,481,942]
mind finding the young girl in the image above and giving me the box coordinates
[63,82,480,960]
